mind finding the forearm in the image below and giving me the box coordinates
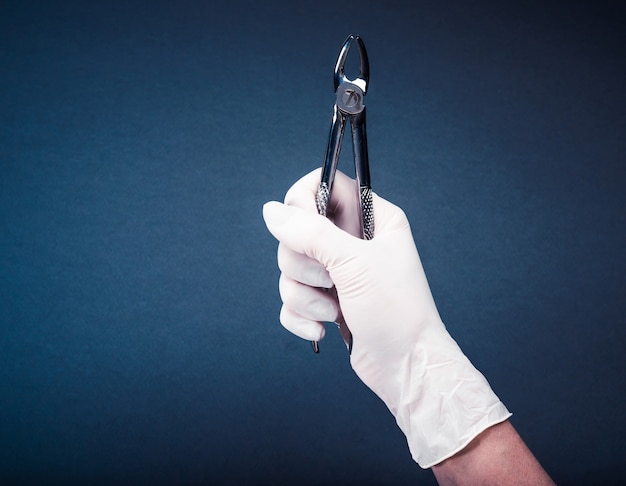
[432,420,554,486]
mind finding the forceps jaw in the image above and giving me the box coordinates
[334,35,370,95]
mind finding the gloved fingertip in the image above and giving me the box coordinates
[263,201,289,228]
[311,325,326,342]
[297,322,325,342]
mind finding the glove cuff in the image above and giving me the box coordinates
[392,332,512,469]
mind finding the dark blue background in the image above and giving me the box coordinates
[1,0,624,484]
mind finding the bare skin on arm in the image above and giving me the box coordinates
[432,420,555,486]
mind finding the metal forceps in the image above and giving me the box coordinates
[312,34,374,354]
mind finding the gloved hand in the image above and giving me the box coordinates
[262,168,511,468]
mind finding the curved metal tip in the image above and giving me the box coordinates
[334,34,369,94]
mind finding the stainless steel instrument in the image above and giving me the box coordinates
[312,34,374,354]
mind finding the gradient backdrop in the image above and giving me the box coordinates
[1,0,624,484]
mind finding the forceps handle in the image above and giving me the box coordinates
[317,107,373,240]
[311,108,373,354]
[351,108,374,241]
[317,104,345,218]
[312,107,345,354]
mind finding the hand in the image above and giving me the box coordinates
[263,168,511,468]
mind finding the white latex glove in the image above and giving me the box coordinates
[263,168,511,468]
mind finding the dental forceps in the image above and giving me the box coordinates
[312,35,374,354]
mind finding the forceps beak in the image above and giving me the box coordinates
[334,35,370,95]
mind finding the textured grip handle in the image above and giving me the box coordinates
[360,186,374,240]
[316,182,330,218]
[311,182,332,353]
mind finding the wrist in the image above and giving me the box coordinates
[358,329,511,469]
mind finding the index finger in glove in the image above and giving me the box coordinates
[262,201,360,269]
